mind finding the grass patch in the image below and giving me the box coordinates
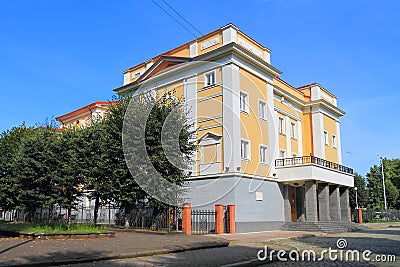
[0,221,107,233]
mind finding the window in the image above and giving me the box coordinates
[290,122,297,139]
[258,100,266,120]
[241,140,250,160]
[332,135,337,148]
[324,131,329,145]
[260,145,268,164]
[279,150,286,159]
[240,92,249,113]
[205,71,216,86]
[279,117,285,135]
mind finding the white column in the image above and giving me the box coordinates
[336,120,342,164]
[222,26,237,45]
[222,64,241,172]
[267,83,277,175]
[297,120,303,156]
[189,42,198,57]
[312,111,325,159]
[184,75,197,175]
[285,116,291,157]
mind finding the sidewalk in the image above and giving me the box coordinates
[0,231,229,266]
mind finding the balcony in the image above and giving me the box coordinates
[274,156,354,187]
[275,156,353,175]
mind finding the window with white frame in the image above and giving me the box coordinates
[279,150,286,159]
[260,145,268,164]
[279,117,285,135]
[240,92,249,113]
[324,131,329,145]
[241,140,250,160]
[332,135,337,148]
[290,122,296,139]
[258,100,266,120]
[205,71,216,86]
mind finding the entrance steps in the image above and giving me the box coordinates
[280,221,367,234]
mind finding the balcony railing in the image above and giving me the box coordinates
[275,156,354,175]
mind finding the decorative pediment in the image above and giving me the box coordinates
[138,56,190,82]
[198,131,222,145]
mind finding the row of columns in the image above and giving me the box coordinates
[284,182,351,222]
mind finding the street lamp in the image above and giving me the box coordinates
[354,187,358,209]
[377,155,388,211]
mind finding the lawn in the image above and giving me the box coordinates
[0,221,107,233]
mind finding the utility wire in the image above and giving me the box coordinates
[151,0,198,38]
[160,0,203,36]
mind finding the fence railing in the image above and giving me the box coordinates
[352,209,400,223]
[275,155,354,175]
[191,209,216,235]
[0,205,183,232]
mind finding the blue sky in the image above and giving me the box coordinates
[0,0,399,176]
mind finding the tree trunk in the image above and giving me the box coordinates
[94,195,100,226]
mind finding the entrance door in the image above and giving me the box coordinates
[289,186,297,222]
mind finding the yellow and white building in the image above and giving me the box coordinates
[56,101,116,129]
[110,24,353,232]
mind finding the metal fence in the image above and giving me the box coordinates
[0,205,183,232]
[191,209,216,235]
[352,209,400,223]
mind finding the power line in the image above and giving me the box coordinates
[151,0,198,38]
[160,0,203,36]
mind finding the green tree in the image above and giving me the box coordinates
[349,173,368,209]
[0,124,32,211]
[366,158,399,210]
[102,95,196,226]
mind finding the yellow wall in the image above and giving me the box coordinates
[302,112,313,156]
[170,46,190,58]
[323,114,339,163]
[274,100,298,117]
[197,33,223,55]
[156,80,184,101]
[239,68,270,177]
[273,78,306,101]
[203,144,218,163]
[129,66,147,83]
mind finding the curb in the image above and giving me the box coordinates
[2,241,230,267]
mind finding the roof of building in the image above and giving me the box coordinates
[55,101,117,122]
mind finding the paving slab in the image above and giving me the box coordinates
[0,231,228,266]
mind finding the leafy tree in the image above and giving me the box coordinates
[0,124,32,211]
[366,158,400,210]
[12,126,60,220]
[103,95,196,226]
[349,173,368,209]
[54,127,86,221]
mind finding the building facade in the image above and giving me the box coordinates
[113,24,354,232]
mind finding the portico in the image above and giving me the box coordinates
[278,155,353,223]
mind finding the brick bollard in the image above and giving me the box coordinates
[215,204,224,234]
[357,208,363,224]
[227,204,236,234]
[182,203,192,235]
